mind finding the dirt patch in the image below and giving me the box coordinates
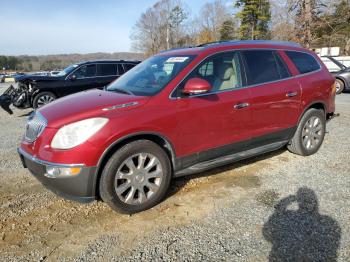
[0,156,270,260]
[256,189,280,207]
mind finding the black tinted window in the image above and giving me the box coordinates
[285,51,320,74]
[97,64,117,76]
[117,64,124,75]
[275,53,291,79]
[74,64,96,78]
[123,63,136,72]
[242,50,281,85]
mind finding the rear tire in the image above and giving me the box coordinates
[99,140,172,214]
[287,109,326,156]
[335,79,344,94]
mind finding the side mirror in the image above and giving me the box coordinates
[183,78,212,95]
[69,74,77,81]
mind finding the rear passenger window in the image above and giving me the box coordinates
[275,53,291,79]
[97,64,117,76]
[242,50,281,85]
[285,51,320,74]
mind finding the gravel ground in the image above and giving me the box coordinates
[0,83,349,261]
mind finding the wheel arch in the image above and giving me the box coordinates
[94,132,176,198]
[298,101,327,126]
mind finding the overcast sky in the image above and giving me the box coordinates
[0,0,232,56]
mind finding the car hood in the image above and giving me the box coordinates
[16,75,63,82]
[38,89,150,128]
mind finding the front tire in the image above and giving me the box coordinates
[287,109,326,156]
[99,140,172,213]
[33,92,56,109]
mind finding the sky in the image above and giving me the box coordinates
[0,0,230,56]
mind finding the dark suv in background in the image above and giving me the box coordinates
[0,60,140,112]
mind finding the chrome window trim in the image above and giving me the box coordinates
[65,63,128,80]
[168,48,322,100]
[18,148,85,168]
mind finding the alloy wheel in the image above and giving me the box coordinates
[37,95,55,107]
[335,81,341,93]
[114,153,163,205]
[301,116,323,150]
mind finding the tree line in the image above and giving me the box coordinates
[131,0,350,56]
[0,52,143,72]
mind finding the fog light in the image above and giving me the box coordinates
[45,166,82,178]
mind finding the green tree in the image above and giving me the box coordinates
[220,19,236,40]
[314,1,350,53]
[169,5,188,46]
[235,0,271,40]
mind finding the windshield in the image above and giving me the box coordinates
[106,55,195,96]
[55,64,79,77]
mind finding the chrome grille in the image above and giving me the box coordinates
[24,112,47,143]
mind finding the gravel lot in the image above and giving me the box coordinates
[0,83,349,261]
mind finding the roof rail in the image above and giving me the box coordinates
[198,40,302,48]
[160,45,196,53]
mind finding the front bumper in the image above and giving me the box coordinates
[18,148,97,203]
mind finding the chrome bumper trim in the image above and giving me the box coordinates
[18,148,85,168]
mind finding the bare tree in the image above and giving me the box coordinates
[131,0,189,56]
[196,0,232,43]
[270,0,297,42]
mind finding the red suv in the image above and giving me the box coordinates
[18,41,336,213]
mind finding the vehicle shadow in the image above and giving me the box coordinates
[167,148,286,199]
[263,187,341,261]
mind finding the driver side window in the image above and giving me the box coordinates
[74,64,96,79]
[178,52,243,96]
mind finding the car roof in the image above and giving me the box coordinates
[158,40,306,56]
[78,60,141,65]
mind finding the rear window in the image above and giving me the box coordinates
[285,51,320,74]
[97,64,118,76]
[242,50,284,85]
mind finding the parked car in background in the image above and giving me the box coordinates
[18,40,336,213]
[0,60,140,112]
[0,74,5,83]
[324,56,350,94]
[50,70,61,76]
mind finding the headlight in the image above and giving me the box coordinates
[51,118,109,149]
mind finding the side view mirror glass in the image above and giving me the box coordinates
[70,74,77,81]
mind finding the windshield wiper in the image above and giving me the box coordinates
[109,88,134,96]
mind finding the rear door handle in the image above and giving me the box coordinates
[234,102,250,109]
[286,91,298,97]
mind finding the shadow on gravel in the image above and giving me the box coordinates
[167,148,285,199]
[263,187,341,262]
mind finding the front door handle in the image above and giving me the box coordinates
[286,91,298,97]
[234,102,250,109]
